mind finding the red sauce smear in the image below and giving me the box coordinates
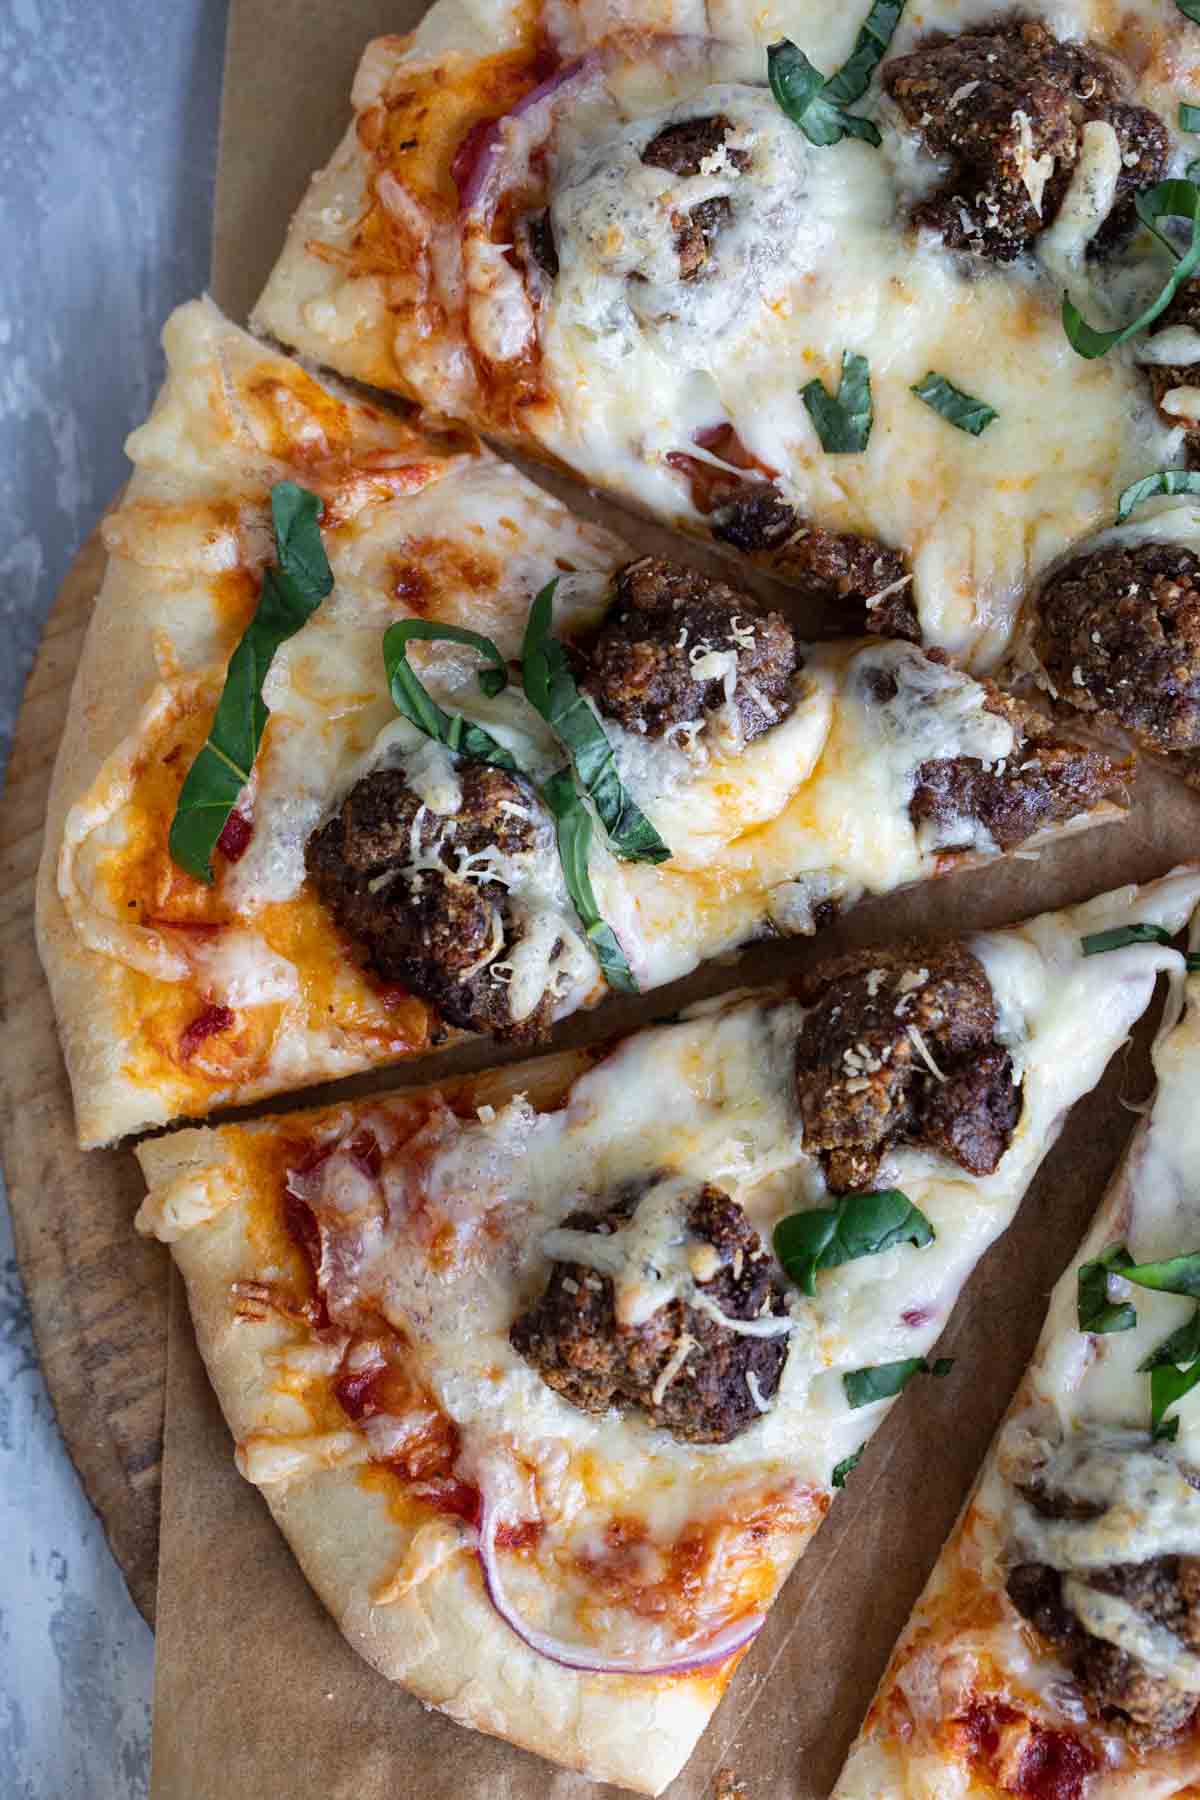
[281,1140,542,1545]
[959,1700,1097,1800]
[665,423,778,516]
[178,1002,235,1062]
[216,809,253,863]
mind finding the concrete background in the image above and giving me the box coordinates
[0,1,227,1791]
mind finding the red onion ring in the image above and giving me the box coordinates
[476,1498,765,1676]
[455,57,596,217]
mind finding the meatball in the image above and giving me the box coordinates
[583,556,800,742]
[711,494,918,640]
[305,763,554,1042]
[1144,281,1200,462]
[910,680,1132,849]
[510,1183,790,1445]
[1035,540,1200,785]
[793,943,1021,1193]
[642,114,750,280]
[884,20,1167,261]
[1008,1549,1200,1744]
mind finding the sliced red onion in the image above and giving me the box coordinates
[457,57,596,218]
[476,1499,764,1676]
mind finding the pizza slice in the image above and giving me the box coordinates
[835,905,1200,1799]
[38,296,1130,1147]
[134,868,1200,1795]
[250,0,1189,666]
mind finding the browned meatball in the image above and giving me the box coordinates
[1144,281,1200,463]
[1009,1548,1200,1743]
[711,494,919,641]
[884,20,1167,261]
[510,1183,790,1444]
[910,679,1132,849]
[583,556,800,742]
[640,114,750,282]
[1035,541,1200,786]
[794,943,1021,1193]
[305,763,555,1042]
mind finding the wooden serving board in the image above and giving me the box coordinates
[0,520,167,1625]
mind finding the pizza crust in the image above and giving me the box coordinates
[136,1052,717,1798]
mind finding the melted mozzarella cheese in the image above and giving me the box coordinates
[206,874,1200,1635]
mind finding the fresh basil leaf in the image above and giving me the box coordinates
[1064,178,1200,358]
[522,580,670,865]
[1154,1411,1182,1443]
[823,0,905,108]
[774,1189,934,1297]
[1139,1307,1200,1372]
[843,1355,952,1410]
[1077,1244,1137,1334]
[1081,923,1174,956]
[768,3,905,152]
[541,768,638,993]
[1181,1,1200,26]
[1187,952,1200,973]
[832,1444,865,1488]
[169,481,334,883]
[1182,102,1200,132]
[1116,470,1200,524]
[1190,159,1200,184]
[1141,1305,1200,1438]
[910,371,998,436]
[802,351,874,453]
[1122,1251,1200,1299]
[383,621,519,773]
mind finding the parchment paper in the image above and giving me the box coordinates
[148,2,1200,1791]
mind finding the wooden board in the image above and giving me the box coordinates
[0,519,167,1624]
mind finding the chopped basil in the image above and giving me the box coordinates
[1077,1244,1137,1335]
[910,371,998,437]
[541,768,638,993]
[169,482,334,883]
[1139,1306,1200,1439]
[1120,1249,1200,1299]
[1080,923,1174,956]
[802,351,874,453]
[774,1189,933,1297]
[1116,470,1200,524]
[521,580,670,864]
[832,1444,866,1488]
[1183,102,1200,132]
[1064,179,1200,358]
[843,1356,953,1410]
[768,2,905,150]
[383,621,520,773]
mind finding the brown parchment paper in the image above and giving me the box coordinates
[148,2,1200,1793]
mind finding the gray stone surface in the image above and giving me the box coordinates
[0,0,228,1792]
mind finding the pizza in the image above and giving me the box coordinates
[834,911,1200,1800]
[133,868,1200,1794]
[36,295,1128,1149]
[251,0,1196,667]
